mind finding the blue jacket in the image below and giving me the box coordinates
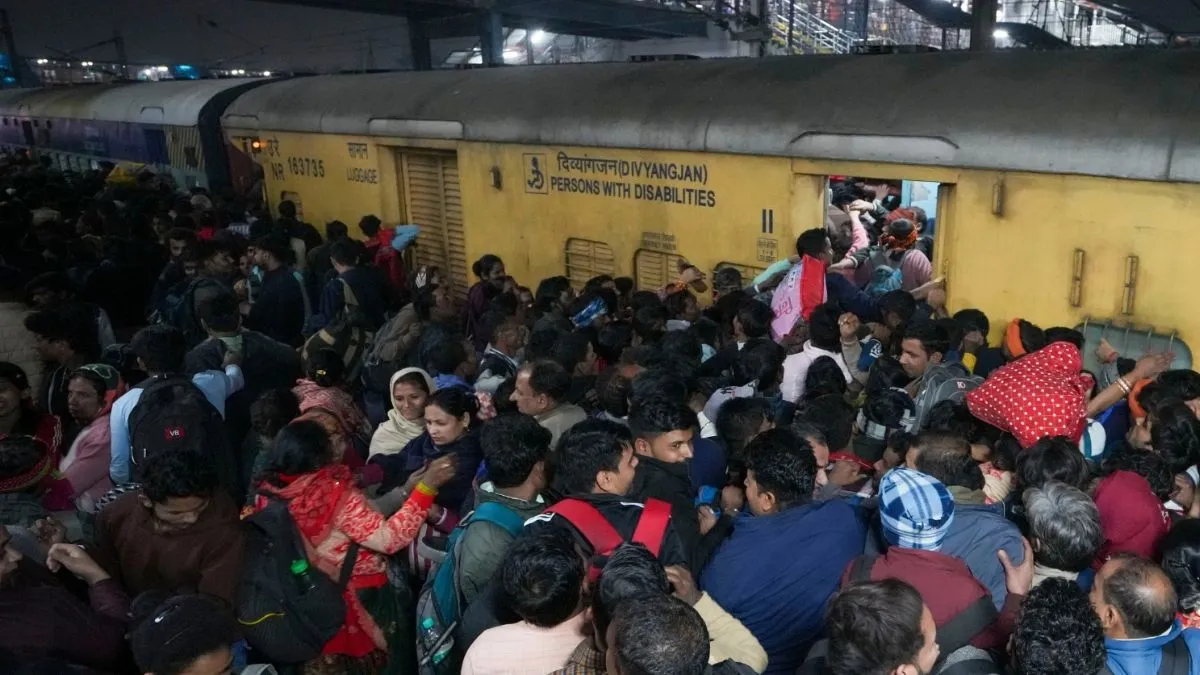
[1105,622,1200,675]
[701,500,864,675]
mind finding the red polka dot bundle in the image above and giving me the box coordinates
[965,342,1090,448]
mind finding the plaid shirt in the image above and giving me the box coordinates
[549,639,604,675]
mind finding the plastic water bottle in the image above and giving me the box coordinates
[419,617,454,666]
[290,559,319,593]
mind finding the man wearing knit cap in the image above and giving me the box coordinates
[843,468,1033,655]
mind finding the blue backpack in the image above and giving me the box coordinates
[415,501,526,674]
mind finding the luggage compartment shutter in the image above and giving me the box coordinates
[399,151,468,297]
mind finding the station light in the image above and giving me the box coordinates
[262,70,272,77]
[36,58,49,65]
[249,138,263,153]
[993,28,1009,39]
[155,65,169,73]
[530,29,548,45]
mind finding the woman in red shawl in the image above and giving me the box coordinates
[0,362,64,522]
[252,419,458,675]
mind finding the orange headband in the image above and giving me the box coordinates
[1005,319,1026,358]
[1129,379,1150,421]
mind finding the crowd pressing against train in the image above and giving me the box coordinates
[2,48,1200,675]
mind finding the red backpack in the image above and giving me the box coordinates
[544,497,672,581]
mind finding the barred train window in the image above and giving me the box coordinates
[564,238,615,289]
[634,249,684,291]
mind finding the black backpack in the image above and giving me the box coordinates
[127,375,235,492]
[237,498,360,664]
[302,278,374,384]
[167,276,225,347]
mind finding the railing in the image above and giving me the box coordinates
[768,0,858,53]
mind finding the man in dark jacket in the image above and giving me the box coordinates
[526,418,689,569]
[188,293,301,492]
[246,234,309,346]
[701,429,863,675]
[305,239,387,335]
[628,396,731,573]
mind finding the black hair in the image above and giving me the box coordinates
[879,290,917,325]
[481,414,551,488]
[131,325,187,374]
[804,303,841,352]
[1044,326,1085,349]
[358,214,382,237]
[1159,370,1200,402]
[629,368,695,410]
[196,292,240,334]
[795,394,854,452]
[1149,399,1200,474]
[499,526,584,627]
[278,200,296,219]
[864,388,915,430]
[534,276,572,314]
[1012,578,1107,675]
[584,275,614,295]
[593,543,671,647]
[305,348,346,387]
[826,579,926,675]
[329,239,361,267]
[628,397,697,441]
[1012,319,1046,355]
[1161,519,1200,614]
[935,317,964,352]
[492,378,519,415]
[612,594,709,675]
[804,356,848,401]
[630,290,663,312]
[1102,554,1178,638]
[424,338,468,376]
[166,227,198,245]
[663,290,696,321]
[24,270,72,299]
[472,254,504,280]
[524,327,561,362]
[865,355,911,393]
[251,233,295,266]
[715,397,773,461]
[953,308,990,336]
[744,427,815,509]
[259,419,333,485]
[925,400,997,446]
[614,277,635,297]
[913,433,984,490]
[522,359,572,402]
[131,594,238,675]
[1100,442,1174,502]
[250,388,300,438]
[141,449,218,504]
[551,331,593,374]
[633,304,668,344]
[597,322,635,364]
[325,220,349,240]
[395,370,432,395]
[0,435,46,483]
[692,316,720,348]
[22,306,99,359]
[596,368,632,418]
[659,329,704,368]
[427,387,480,425]
[795,228,830,258]
[902,321,950,359]
[712,266,743,295]
[1017,436,1090,491]
[731,338,785,391]
[553,418,633,495]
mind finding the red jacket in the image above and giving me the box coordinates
[841,547,1021,651]
[364,230,406,301]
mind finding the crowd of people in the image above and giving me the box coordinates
[2,154,1200,675]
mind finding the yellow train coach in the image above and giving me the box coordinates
[222,49,1200,368]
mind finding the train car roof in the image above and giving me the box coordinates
[222,49,1200,184]
[0,79,266,127]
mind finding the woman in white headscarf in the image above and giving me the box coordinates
[368,367,435,458]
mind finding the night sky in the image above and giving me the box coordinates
[8,0,437,72]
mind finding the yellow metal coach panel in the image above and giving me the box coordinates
[941,170,1200,350]
[455,143,800,292]
[224,129,394,227]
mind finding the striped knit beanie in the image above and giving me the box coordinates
[879,467,956,551]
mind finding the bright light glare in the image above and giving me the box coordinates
[502,49,521,62]
[155,65,169,72]
[993,28,1009,38]
[530,29,548,45]
[262,71,272,77]
[36,58,48,65]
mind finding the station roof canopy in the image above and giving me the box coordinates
[1087,0,1200,34]
[257,0,711,40]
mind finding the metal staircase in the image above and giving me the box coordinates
[767,0,858,54]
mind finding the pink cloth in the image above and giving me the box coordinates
[899,248,933,291]
[461,613,588,675]
[59,415,114,509]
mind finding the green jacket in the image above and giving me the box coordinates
[456,483,545,606]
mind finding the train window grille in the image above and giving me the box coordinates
[634,249,683,291]
[184,146,200,169]
[713,261,766,288]
[565,238,615,289]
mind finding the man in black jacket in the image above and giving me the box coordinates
[628,397,732,573]
[246,234,309,347]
